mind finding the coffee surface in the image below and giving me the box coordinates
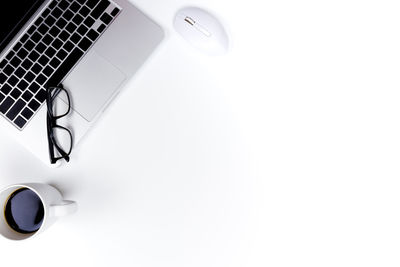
[4,188,44,234]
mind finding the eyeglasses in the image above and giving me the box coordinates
[46,86,73,164]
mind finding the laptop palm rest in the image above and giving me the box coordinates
[62,50,126,122]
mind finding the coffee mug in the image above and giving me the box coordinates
[0,183,77,240]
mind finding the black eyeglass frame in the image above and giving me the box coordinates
[46,86,73,164]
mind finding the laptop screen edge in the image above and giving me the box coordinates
[0,0,47,56]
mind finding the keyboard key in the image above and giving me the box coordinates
[28,82,41,94]
[27,25,37,35]
[45,47,57,58]
[24,71,36,83]
[83,17,95,28]
[7,50,16,60]
[24,40,35,51]
[91,0,110,19]
[63,10,74,20]
[97,24,106,33]
[21,91,33,102]
[28,51,40,62]
[6,99,26,120]
[52,38,63,50]
[35,42,47,54]
[10,57,22,68]
[78,37,92,51]
[31,32,42,43]
[8,76,18,87]
[35,74,47,85]
[43,66,54,77]
[34,17,43,26]
[21,58,34,70]
[70,2,81,12]
[17,48,29,59]
[100,13,113,25]
[11,89,22,99]
[6,51,15,61]
[56,18,68,29]
[35,89,47,103]
[0,59,7,69]
[20,34,29,43]
[70,33,82,43]
[66,22,78,33]
[72,14,84,25]
[48,1,57,9]
[50,57,61,69]
[4,65,15,76]
[41,8,51,18]
[79,6,90,17]
[59,30,71,42]
[87,29,99,41]
[44,16,56,26]
[38,24,50,35]
[28,99,41,111]
[0,97,15,114]
[21,108,34,120]
[38,55,50,66]
[86,0,97,8]
[14,116,27,128]
[1,84,12,95]
[0,73,7,84]
[59,0,70,10]
[17,80,29,91]
[15,67,26,79]
[0,93,5,103]
[111,7,120,17]
[49,26,61,37]
[56,49,68,61]
[42,34,53,45]
[52,7,63,18]
[77,24,89,36]
[63,41,74,52]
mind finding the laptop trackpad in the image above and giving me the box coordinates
[62,51,126,122]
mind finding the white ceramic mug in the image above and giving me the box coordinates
[0,183,77,240]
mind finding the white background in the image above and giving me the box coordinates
[0,0,400,266]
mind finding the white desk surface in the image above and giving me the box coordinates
[1,0,400,266]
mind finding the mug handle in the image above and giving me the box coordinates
[49,200,78,217]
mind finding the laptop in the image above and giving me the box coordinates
[0,0,164,165]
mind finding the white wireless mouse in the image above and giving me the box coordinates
[174,7,229,56]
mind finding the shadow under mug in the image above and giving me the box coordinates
[0,183,77,241]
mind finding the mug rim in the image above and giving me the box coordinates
[1,184,47,240]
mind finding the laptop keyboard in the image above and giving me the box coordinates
[0,0,121,130]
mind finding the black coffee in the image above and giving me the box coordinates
[4,188,44,234]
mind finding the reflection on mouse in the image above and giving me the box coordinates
[174,7,229,56]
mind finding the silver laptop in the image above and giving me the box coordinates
[0,0,164,165]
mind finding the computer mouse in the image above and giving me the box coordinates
[174,7,229,56]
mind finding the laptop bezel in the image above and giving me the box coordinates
[0,0,52,62]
